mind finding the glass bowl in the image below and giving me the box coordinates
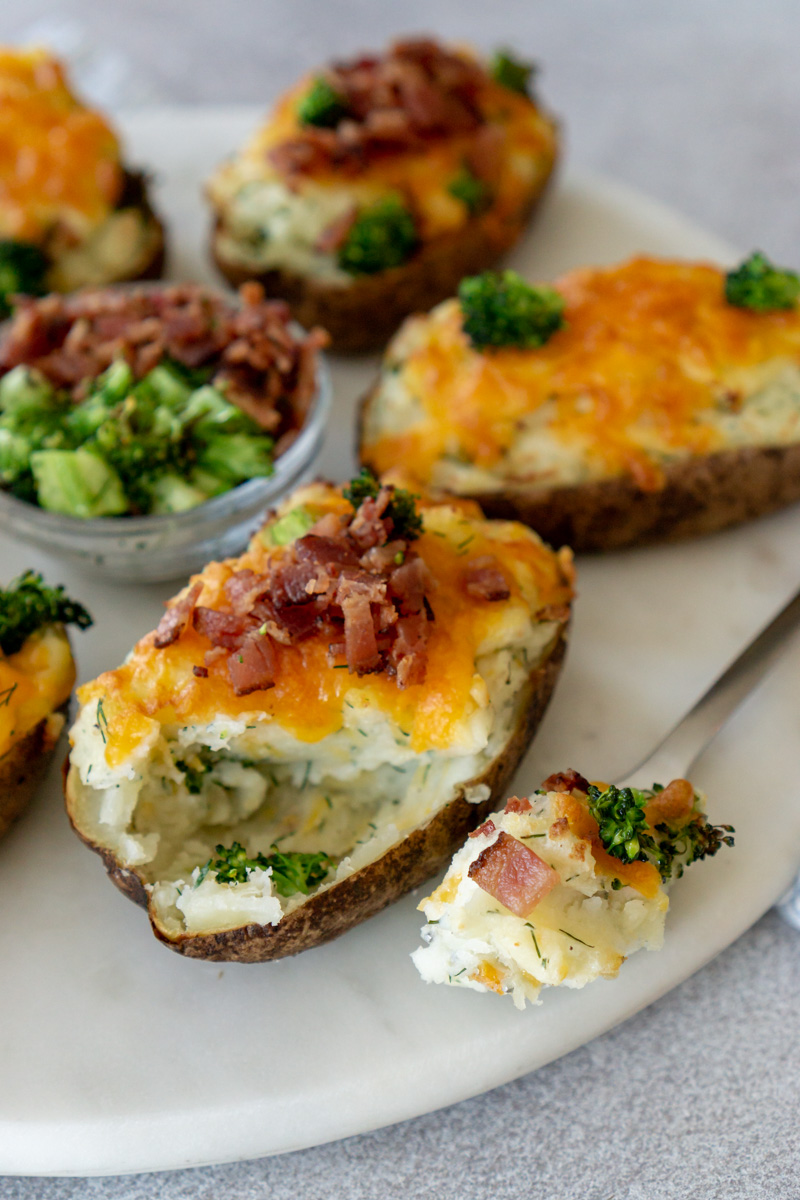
[0,355,332,583]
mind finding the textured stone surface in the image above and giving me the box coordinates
[0,2,798,1195]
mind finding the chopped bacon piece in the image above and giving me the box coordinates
[469,819,496,839]
[504,796,532,814]
[388,611,429,687]
[540,769,591,796]
[462,555,511,602]
[645,779,695,826]
[389,556,433,614]
[314,207,358,253]
[153,582,202,649]
[193,606,254,650]
[193,665,209,678]
[468,830,560,917]
[349,488,391,549]
[227,632,278,695]
[294,534,360,568]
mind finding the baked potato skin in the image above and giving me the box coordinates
[64,625,569,962]
[212,183,551,354]
[467,443,800,553]
[114,170,166,285]
[0,710,64,840]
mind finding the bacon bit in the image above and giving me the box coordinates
[461,555,511,602]
[193,606,254,650]
[270,39,486,177]
[467,122,506,181]
[535,604,571,623]
[541,769,591,796]
[645,778,695,827]
[389,556,433,613]
[227,631,278,695]
[153,582,202,649]
[314,206,358,253]
[0,283,326,445]
[468,830,560,917]
[469,818,496,839]
[349,488,392,550]
[504,796,532,814]
[388,611,429,687]
[192,665,209,678]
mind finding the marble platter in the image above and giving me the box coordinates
[2,109,800,1176]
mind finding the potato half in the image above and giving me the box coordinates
[65,480,574,961]
[359,257,800,550]
[207,39,558,352]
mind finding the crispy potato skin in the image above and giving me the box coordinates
[110,169,166,285]
[358,383,800,552]
[0,711,64,841]
[64,624,569,961]
[212,181,553,354]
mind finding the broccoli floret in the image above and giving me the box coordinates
[587,783,734,883]
[0,570,92,656]
[0,239,48,318]
[198,840,333,897]
[459,270,566,350]
[724,251,800,312]
[338,195,418,276]
[343,468,423,540]
[489,49,536,96]
[448,167,491,215]
[297,76,350,127]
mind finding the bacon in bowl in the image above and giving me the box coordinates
[64,474,574,961]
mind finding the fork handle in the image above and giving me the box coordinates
[615,583,800,788]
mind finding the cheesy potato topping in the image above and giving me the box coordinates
[0,625,75,759]
[68,482,573,936]
[413,788,671,1009]
[0,47,122,243]
[207,53,557,283]
[362,257,800,494]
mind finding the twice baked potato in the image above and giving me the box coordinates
[65,474,574,961]
[207,38,558,351]
[0,572,92,840]
[413,769,733,1008]
[360,255,800,550]
[0,47,164,309]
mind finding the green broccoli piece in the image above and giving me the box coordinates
[198,840,333,897]
[724,251,800,312]
[587,783,734,883]
[448,167,491,215]
[338,195,418,276]
[267,506,316,546]
[489,49,536,96]
[31,446,129,518]
[297,76,350,127]
[343,468,423,540]
[0,570,92,656]
[459,270,566,350]
[0,239,48,318]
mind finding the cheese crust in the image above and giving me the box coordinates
[360,257,800,546]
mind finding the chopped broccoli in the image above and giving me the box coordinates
[459,270,566,350]
[343,468,423,540]
[489,49,536,96]
[267,506,316,546]
[338,195,418,276]
[0,570,92,656]
[724,251,800,312]
[31,446,129,518]
[448,167,491,215]
[0,239,48,318]
[587,783,734,883]
[297,76,350,127]
[199,840,333,896]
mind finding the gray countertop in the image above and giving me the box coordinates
[1,1,799,1196]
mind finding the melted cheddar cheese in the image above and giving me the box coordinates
[77,483,573,770]
[363,257,800,492]
[0,47,122,242]
[0,625,75,758]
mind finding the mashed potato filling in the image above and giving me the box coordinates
[69,622,554,937]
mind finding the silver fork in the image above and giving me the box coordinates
[611,582,800,926]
